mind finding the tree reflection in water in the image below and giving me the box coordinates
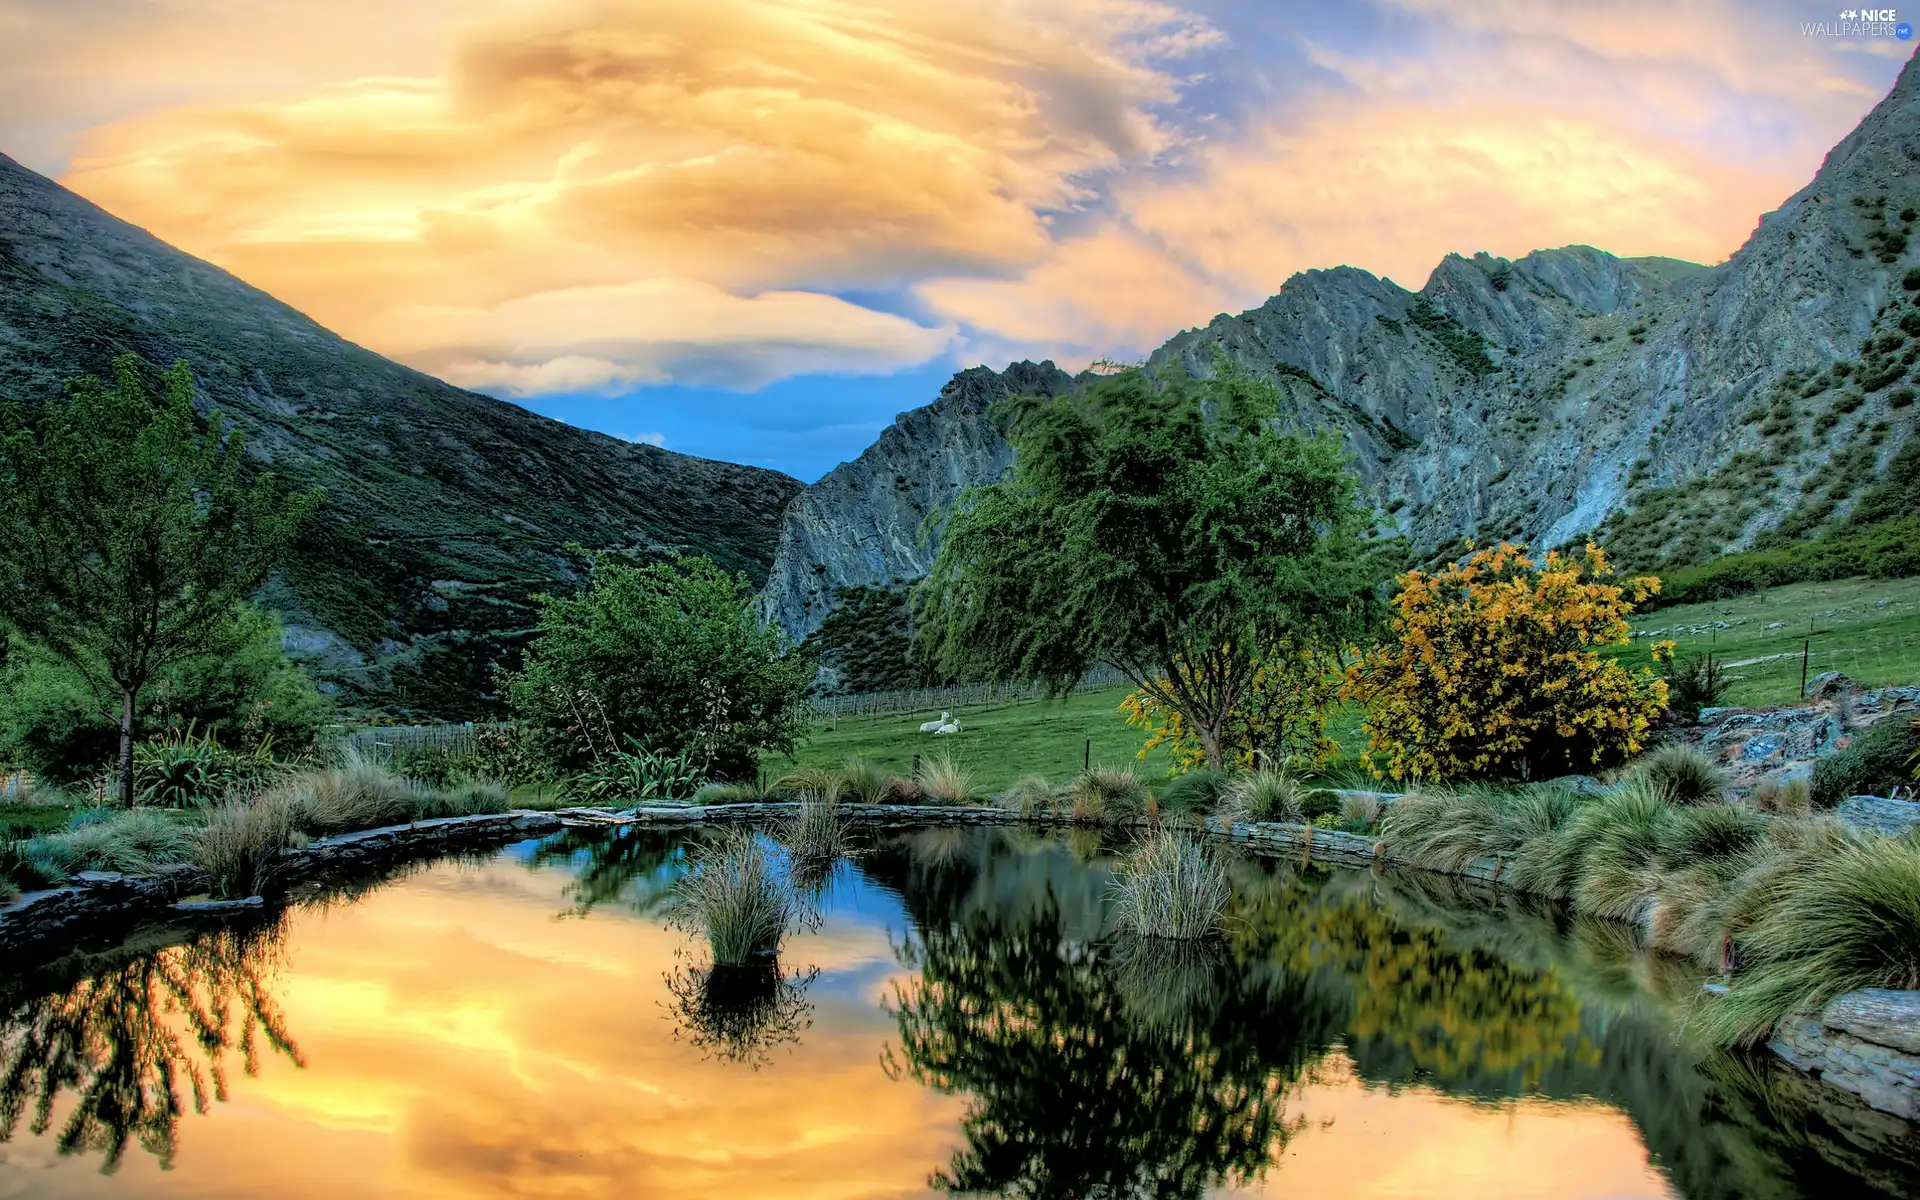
[884,894,1332,1198]
[0,919,302,1173]
[867,829,1920,1200]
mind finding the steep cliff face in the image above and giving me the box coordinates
[756,360,1073,644]
[0,153,803,714]
[760,52,1920,643]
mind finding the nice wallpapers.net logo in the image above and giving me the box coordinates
[1806,8,1914,36]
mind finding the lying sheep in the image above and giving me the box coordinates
[918,711,952,733]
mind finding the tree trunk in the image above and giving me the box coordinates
[118,687,137,809]
[1202,721,1224,771]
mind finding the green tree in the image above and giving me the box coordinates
[916,365,1382,769]
[0,605,330,783]
[501,553,814,779]
[0,357,321,806]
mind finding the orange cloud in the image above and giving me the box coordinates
[51,0,1211,390]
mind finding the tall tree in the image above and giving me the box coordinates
[916,364,1382,769]
[0,356,321,806]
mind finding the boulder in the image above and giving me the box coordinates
[1836,795,1920,838]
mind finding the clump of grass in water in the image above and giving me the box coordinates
[1109,830,1231,940]
[673,831,797,966]
[1218,768,1308,825]
[197,790,300,898]
[778,791,849,866]
[1069,765,1149,823]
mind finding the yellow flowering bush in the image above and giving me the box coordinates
[1121,639,1339,773]
[1343,542,1671,782]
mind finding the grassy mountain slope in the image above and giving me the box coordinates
[0,153,802,716]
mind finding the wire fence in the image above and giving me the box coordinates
[333,723,484,756]
[805,665,1134,721]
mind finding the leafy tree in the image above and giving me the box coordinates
[916,365,1382,769]
[501,553,814,779]
[1121,637,1340,773]
[0,605,329,783]
[0,357,321,806]
[1343,542,1671,782]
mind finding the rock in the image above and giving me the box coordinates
[1811,671,1855,699]
[1772,989,1920,1121]
[1836,795,1920,838]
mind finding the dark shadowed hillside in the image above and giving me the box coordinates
[0,153,802,715]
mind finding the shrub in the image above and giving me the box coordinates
[672,831,795,965]
[1812,716,1920,805]
[23,809,196,876]
[571,743,708,804]
[501,554,814,778]
[1344,543,1670,782]
[1218,768,1308,824]
[196,791,299,898]
[1068,766,1150,823]
[1633,744,1728,805]
[919,753,978,805]
[1155,768,1229,816]
[134,726,288,808]
[1003,775,1059,818]
[1108,831,1231,940]
[1661,653,1732,722]
[1696,837,1920,1045]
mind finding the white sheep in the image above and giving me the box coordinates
[934,718,962,735]
[919,711,952,733]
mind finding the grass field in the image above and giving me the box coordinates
[776,575,1920,793]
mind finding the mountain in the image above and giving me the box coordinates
[0,153,803,715]
[761,51,1920,648]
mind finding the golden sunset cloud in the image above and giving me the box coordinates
[3,0,1907,392]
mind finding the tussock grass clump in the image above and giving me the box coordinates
[882,774,925,804]
[1751,774,1812,816]
[778,792,849,864]
[1383,783,1582,888]
[1156,768,1228,817]
[673,831,796,966]
[1339,791,1386,829]
[1003,775,1060,819]
[196,791,299,899]
[1069,765,1149,824]
[1696,837,1920,1045]
[1109,831,1231,940]
[285,757,428,834]
[693,780,773,804]
[839,758,892,805]
[24,809,197,876]
[1218,768,1307,825]
[919,753,978,805]
[1634,744,1728,805]
[773,765,846,802]
[1557,781,1672,920]
[1657,803,1768,865]
[0,878,17,905]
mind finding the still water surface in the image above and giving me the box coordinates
[1,825,1915,1199]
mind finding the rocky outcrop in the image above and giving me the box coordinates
[760,52,1920,642]
[1773,990,1920,1120]
[755,360,1072,643]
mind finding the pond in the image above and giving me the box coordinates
[1,825,1916,1199]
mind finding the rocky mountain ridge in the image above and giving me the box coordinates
[0,152,803,714]
[760,51,1920,647]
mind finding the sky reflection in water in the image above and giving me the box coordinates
[0,826,1912,1199]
